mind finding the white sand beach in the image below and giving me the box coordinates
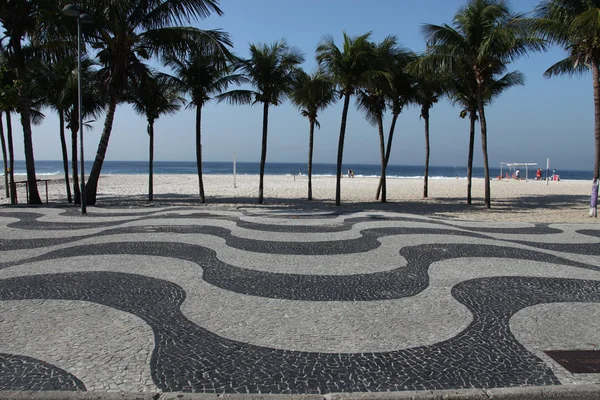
[1,174,597,223]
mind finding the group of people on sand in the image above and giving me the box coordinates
[347,169,355,178]
[514,168,556,181]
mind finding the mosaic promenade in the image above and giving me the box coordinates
[1,206,600,395]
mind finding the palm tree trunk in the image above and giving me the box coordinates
[70,121,80,205]
[336,93,351,206]
[6,111,16,204]
[593,58,600,181]
[196,106,205,203]
[476,83,491,208]
[377,114,387,203]
[258,102,269,204]
[376,112,399,200]
[19,107,42,204]
[466,109,476,205]
[86,93,118,205]
[59,110,72,203]
[308,118,315,201]
[0,113,8,198]
[13,40,41,204]
[148,120,154,202]
[423,107,430,198]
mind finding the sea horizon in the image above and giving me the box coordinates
[4,160,594,181]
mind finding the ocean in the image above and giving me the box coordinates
[6,160,595,181]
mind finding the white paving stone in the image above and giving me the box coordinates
[0,300,156,392]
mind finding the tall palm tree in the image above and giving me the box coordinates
[420,0,544,208]
[0,112,6,199]
[448,67,524,204]
[375,51,417,200]
[317,32,376,206]
[80,0,231,205]
[412,67,444,199]
[290,68,337,201]
[0,59,11,199]
[533,0,600,180]
[63,58,105,205]
[38,57,76,203]
[166,47,242,203]
[0,1,57,204]
[356,36,400,203]
[128,71,184,201]
[219,40,304,204]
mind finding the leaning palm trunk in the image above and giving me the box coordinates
[70,122,80,205]
[593,59,600,181]
[376,112,399,200]
[59,110,72,203]
[476,83,491,208]
[148,120,154,201]
[336,93,352,206]
[6,111,16,204]
[423,108,430,198]
[377,114,387,202]
[0,113,8,198]
[466,109,476,205]
[258,102,269,204]
[86,94,118,205]
[307,118,315,201]
[196,106,205,203]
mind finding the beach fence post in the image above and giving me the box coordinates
[233,152,237,188]
[591,179,598,217]
[546,158,550,186]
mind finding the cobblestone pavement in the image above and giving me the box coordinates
[1,206,600,394]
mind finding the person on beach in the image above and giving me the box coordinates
[515,169,520,180]
[536,168,542,180]
[348,169,354,178]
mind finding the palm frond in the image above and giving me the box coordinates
[216,89,256,105]
[544,55,589,76]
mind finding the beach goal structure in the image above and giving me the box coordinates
[500,162,538,181]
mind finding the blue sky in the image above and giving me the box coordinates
[10,0,594,171]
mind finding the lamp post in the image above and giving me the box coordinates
[62,4,92,215]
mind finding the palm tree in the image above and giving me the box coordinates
[356,36,401,203]
[62,59,105,205]
[412,67,444,198]
[316,32,375,206]
[448,67,524,204]
[0,112,7,199]
[219,40,304,204]
[375,51,417,200]
[533,0,600,180]
[38,57,76,203]
[165,47,242,203]
[0,59,11,199]
[128,71,184,201]
[290,68,337,200]
[420,0,544,208]
[81,0,231,205]
[0,1,56,204]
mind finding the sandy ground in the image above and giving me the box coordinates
[1,174,598,223]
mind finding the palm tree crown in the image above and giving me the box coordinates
[222,40,304,106]
[290,68,337,128]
